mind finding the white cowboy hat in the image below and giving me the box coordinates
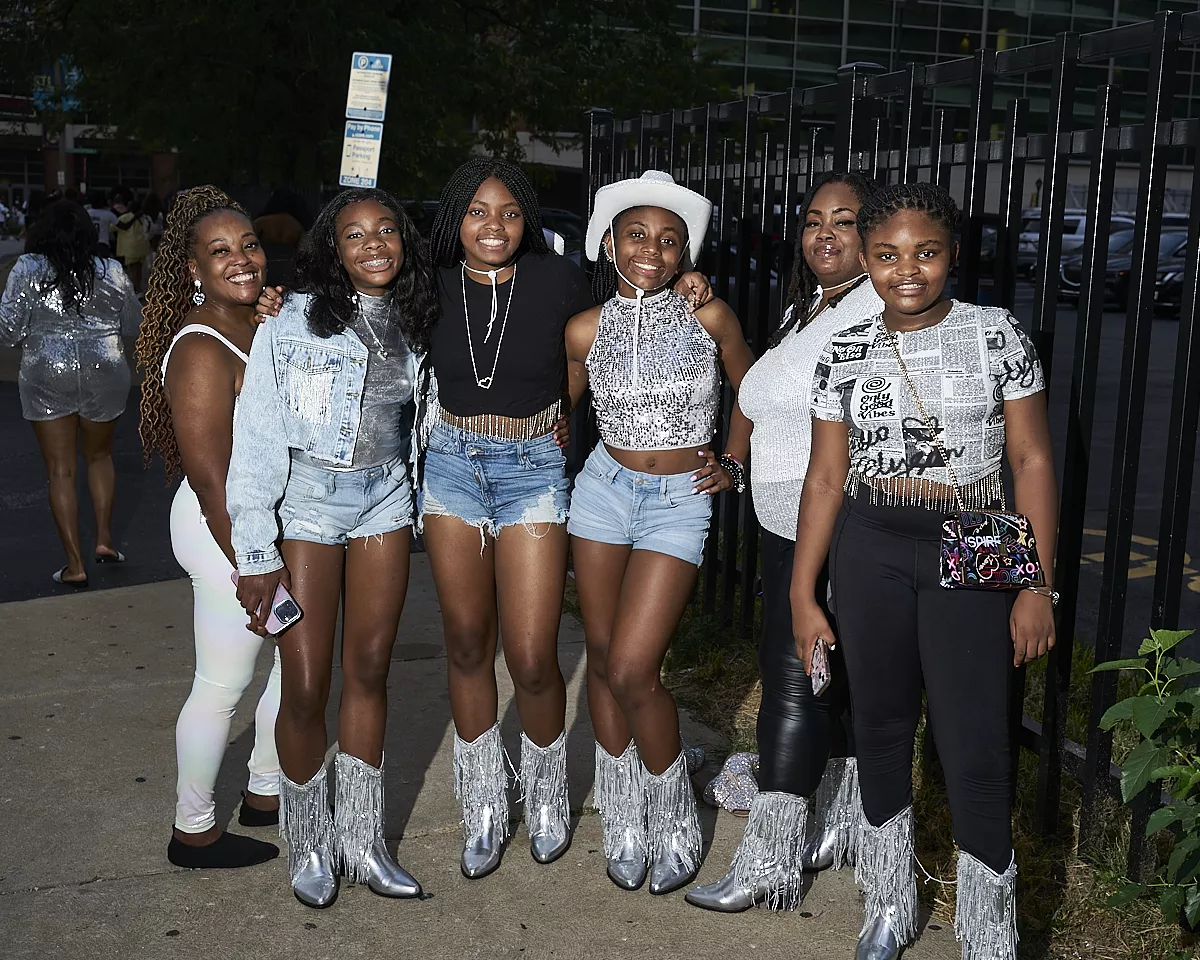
[585,170,712,271]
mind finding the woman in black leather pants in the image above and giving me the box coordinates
[686,173,882,913]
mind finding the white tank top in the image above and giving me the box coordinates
[161,323,251,380]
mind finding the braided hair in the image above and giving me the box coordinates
[857,181,959,244]
[136,185,247,481]
[589,206,689,304]
[293,187,438,353]
[428,157,549,268]
[24,200,98,314]
[770,172,879,348]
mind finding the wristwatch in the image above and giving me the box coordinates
[719,454,746,494]
[1026,586,1060,606]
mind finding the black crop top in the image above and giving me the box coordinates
[431,252,594,418]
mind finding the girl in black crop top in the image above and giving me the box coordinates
[418,158,712,880]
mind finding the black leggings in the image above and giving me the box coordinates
[830,495,1013,874]
[756,528,852,797]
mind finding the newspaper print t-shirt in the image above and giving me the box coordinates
[810,300,1045,488]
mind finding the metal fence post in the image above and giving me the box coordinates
[1080,9,1182,856]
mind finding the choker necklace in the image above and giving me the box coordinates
[821,273,867,295]
[462,261,515,341]
[461,261,517,389]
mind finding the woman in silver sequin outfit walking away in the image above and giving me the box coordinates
[0,200,139,586]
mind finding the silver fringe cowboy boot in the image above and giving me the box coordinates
[594,739,648,890]
[955,850,1018,960]
[802,756,862,871]
[453,723,509,879]
[332,753,422,898]
[645,749,702,895]
[280,765,338,909]
[855,807,919,960]
[520,731,571,864]
[685,791,808,912]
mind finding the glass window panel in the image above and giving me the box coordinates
[749,12,796,41]
[700,37,748,63]
[700,9,747,35]
[747,39,795,69]
[846,23,895,52]
[794,16,845,47]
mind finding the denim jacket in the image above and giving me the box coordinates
[227,292,421,575]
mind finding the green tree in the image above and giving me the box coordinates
[14,0,721,196]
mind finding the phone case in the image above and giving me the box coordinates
[230,573,304,636]
[810,636,832,696]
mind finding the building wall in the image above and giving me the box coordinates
[676,0,1200,127]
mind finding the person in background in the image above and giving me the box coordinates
[136,185,282,871]
[0,200,138,585]
[115,190,151,292]
[86,191,118,258]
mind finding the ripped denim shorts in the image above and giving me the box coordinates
[280,454,414,546]
[419,421,570,539]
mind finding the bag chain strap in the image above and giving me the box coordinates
[882,324,1007,514]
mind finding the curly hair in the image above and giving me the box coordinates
[24,200,98,314]
[136,185,248,481]
[771,172,880,348]
[428,157,549,268]
[856,181,959,244]
[292,187,438,353]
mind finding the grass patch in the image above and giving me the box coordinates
[564,579,1196,958]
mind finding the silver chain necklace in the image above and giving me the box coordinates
[356,295,392,359]
[461,262,517,389]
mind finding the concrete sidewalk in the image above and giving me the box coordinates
[0,557,959,959]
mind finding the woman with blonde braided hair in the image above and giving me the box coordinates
[136,185,282,870]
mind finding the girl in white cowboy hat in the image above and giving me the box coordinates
[565,170,755,895]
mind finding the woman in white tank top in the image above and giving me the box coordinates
[136,187,281,870]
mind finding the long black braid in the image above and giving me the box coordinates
[428,157,549,268]
[770,172,880,348]
[857,181,959,243]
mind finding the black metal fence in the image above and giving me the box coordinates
[580,9,1200,879]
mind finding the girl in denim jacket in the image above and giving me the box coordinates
[227,188,437,909]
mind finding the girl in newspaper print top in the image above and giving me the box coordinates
[810,300,1044,511]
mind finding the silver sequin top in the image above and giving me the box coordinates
[347,292,414,468]
[586,288,719,451]
[0,254,139,421]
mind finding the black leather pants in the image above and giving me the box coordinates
[755,529,852,797]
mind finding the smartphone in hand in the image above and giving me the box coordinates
[230,572,303,635]
[810,635,832,697]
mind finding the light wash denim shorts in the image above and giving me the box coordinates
[567,443,713,567]
[280,455,414,546]
[419,421,570,538]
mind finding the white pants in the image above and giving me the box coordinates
[171,479,282,833]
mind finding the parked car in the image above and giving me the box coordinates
[540,208,584,255]
[1059,229,1188,310]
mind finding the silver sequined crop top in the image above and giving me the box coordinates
[586,289,719,451]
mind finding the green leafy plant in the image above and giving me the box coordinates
[1093,628,1200,936]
